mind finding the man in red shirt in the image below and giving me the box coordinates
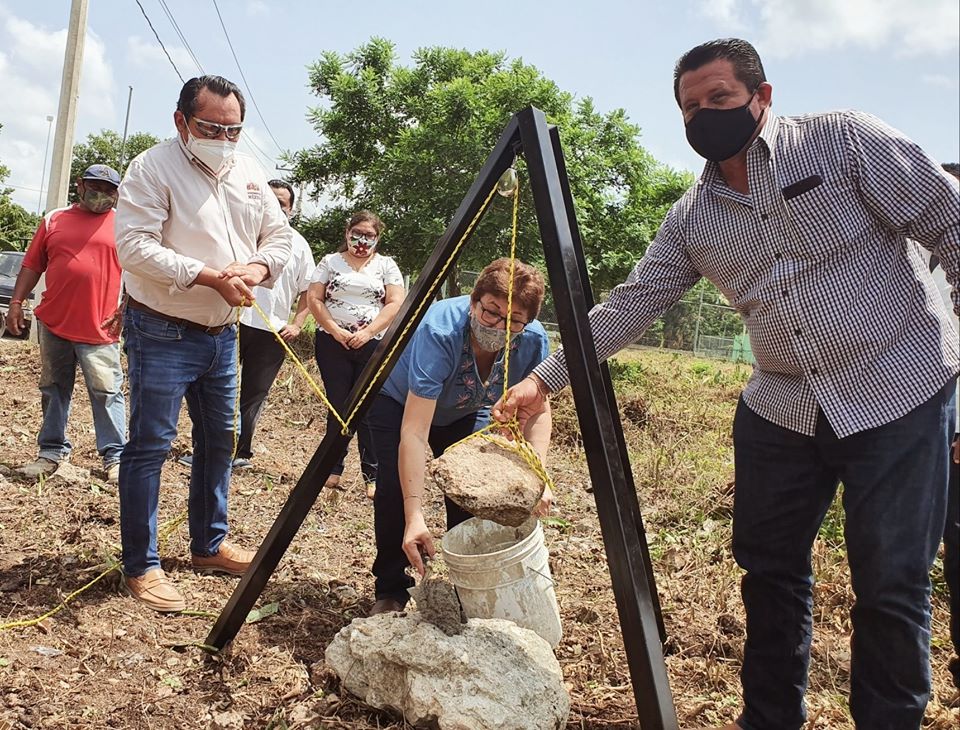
[5,164,126,484]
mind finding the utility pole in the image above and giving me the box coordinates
[44,0,89,212]
[118,85,133,169]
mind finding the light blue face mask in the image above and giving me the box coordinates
[470,314,511,352]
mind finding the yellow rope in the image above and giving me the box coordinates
[242,300,350,432]
[0,511,188,631]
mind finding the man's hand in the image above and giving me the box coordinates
[216,275,256,307]
[346,328,373,349]
[402,508,436,577]
[219,262,270,287]
[278,323,301,342]
[492,375,548,430]
[4,302,25,337]
[100,308,124,339]
[953,436,959,465]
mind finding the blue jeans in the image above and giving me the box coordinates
[119,308,238,577]
[733,380,955,730]
[37,321,125,466]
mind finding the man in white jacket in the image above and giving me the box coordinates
[114,74,292,612]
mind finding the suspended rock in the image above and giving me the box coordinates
[325,614,569,730]
[429,435,543,527]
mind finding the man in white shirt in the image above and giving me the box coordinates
[178,179,315,469]
[114,74,292,613]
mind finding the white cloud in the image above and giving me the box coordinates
[0,8,115,210]
[246,1,270,17]
[126,34,197,78]
[921,73,959,90]
[701,0,959,59]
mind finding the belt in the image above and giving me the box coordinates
[127,298,233,336]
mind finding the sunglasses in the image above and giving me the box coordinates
[192,117,244,141]
[349,232,377,246]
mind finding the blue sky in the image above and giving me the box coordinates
[1,0,957,214]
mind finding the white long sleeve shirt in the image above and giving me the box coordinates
[115,137,292,327]
[240,229,315,331]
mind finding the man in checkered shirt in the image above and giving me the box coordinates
[495,38,959,730]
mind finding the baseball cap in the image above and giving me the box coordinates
[81,164,121,187]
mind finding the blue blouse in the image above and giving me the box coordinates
[381,296,550,426]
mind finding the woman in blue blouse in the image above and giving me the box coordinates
[367,258,554,615]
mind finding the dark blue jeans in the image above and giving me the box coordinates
[367,394,479,603]
[945,430,960,689]
[732,380,955,730]
[119,308,238,577]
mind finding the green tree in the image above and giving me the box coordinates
[0,123,40,251]
[293,39,693,294]
[68,129,160,203]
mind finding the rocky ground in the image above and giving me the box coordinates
[0,335,956,729]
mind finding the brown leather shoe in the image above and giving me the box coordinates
[191,540,255,576]
[369,597,406,616]
[123,568,186,613]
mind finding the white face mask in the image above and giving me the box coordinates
[186,131,237,174]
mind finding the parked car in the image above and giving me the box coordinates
[0,251,34,339]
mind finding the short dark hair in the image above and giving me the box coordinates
[268,179,295,208]
[177,75,246,121]
[673,38,766,106]
[943,162,960,180]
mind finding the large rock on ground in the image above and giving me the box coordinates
[429,435,543,527]
[325,613,569,730]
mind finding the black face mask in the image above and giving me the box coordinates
[685,93,762,162]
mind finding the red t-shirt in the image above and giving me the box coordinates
[22,205,122,344]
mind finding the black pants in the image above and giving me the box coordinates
[314,330,377,482]
[368,393,481,602]
[236,323,287,459]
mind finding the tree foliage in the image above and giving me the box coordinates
[0,123,40,251]
[292,39,693,294]
[68,129,160,203]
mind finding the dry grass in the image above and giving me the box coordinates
[0,339,956,729]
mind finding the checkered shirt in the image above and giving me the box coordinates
[534,110,960,437]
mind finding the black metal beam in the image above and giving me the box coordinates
[519,107,677,729]
[206,117,523,650]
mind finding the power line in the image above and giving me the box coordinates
[134,0,184,83]
[156,0,204,76]
[211,0,285,154]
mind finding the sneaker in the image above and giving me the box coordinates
[192,540,255,576]
[18,457,59,478]
[177,454,253,469]
[122,568,186,613]
[105,462,120,485]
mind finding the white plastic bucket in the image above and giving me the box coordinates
[442,516,562,648]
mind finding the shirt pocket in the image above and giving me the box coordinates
[781,176,868,258]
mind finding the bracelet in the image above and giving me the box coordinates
[530,375,551,399]
[403,495,423,501]
[8,299,23,307]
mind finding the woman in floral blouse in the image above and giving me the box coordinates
[366,258,553,615]
[308,210,405,498]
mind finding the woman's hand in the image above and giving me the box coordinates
[346,327,373,349]
[330,326,353,348]
[534,484,554,517]
[402,508,436,577]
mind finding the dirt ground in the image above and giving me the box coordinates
[0,335,957,729]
